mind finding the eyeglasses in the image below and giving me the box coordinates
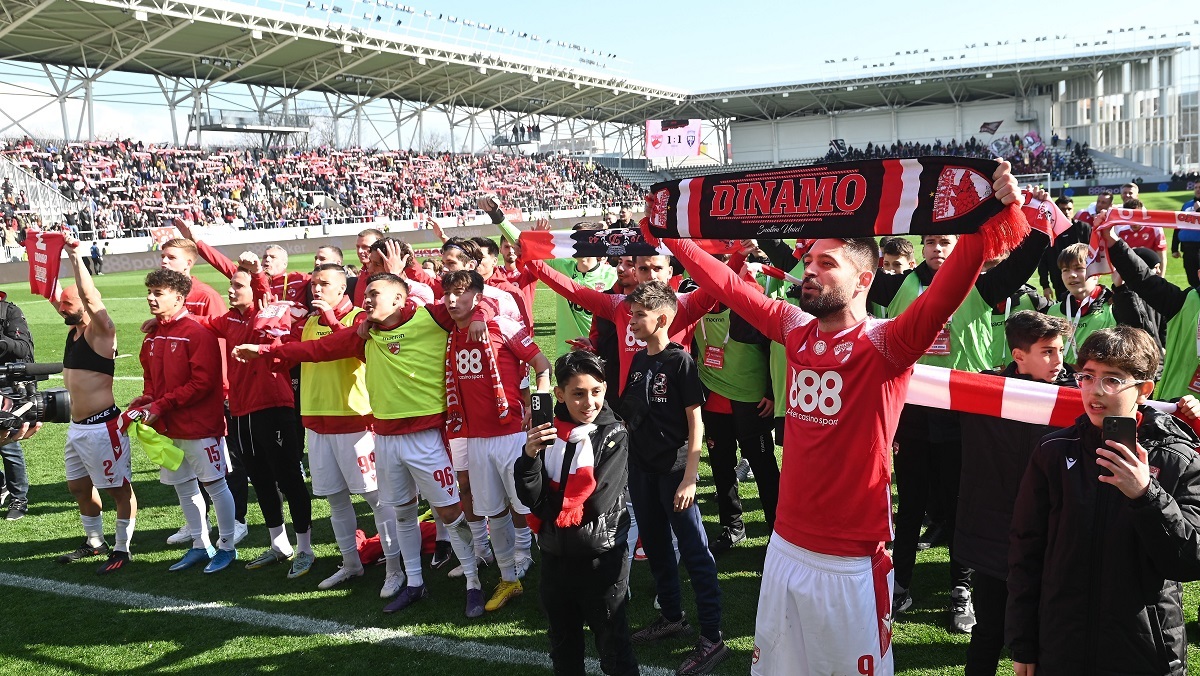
[1072,372,1148,395]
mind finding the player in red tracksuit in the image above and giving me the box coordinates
[665,161,1025,676]
[159,235,249,545]
[193,264,312,579]
[129,269,239,574]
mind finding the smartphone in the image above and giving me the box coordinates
[531,392,554,431]
[1101,416,1137,478]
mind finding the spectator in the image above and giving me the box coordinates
[1171,184,1200,288]
[0,292,35,521]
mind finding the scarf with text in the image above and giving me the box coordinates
[645,156,1030,260]
[444,326,509,440]
[1086,207,1200,276]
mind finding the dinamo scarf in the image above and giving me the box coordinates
[645,156,1030,261]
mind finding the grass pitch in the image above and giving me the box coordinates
[1,217,1198,675]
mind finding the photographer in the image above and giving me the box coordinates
[0,286,34,521]
[45,238,138,572]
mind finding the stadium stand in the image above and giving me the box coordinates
[664,136,1148,183]
[0,138,645,239]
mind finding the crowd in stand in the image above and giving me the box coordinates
[0,138,645,239]
[824,135,1098,180]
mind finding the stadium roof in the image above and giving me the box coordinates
[689,43,1192,121]
[0,0,1191,128]
[0,0,689,125]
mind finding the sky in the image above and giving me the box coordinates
[0,0,1196,144]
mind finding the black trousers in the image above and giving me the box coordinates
[541,543,639,676]
[703,401,780,532]
[964,571,1008,676]
[1181,241,1200,290]
[233,407,311,533]
[892,406,971,591]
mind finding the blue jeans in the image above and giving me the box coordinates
[0,441,27,500]
[627,463,722,640]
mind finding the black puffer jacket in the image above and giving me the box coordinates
[954,363,1076,581]
[1007,406,1200,675]
[513,402,630,557]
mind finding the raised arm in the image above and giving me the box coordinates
[527,259,622,321]
[665,238,802,345]
[974,230,1050,306]
[65,238,114,338]
[175,219,239,280]
[884,230,985,366]
[249,323,366,369]
[1106,236,1189,320]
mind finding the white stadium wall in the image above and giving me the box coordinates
[730,96,1053,163]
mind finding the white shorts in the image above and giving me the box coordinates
[308,429,377,496]
[64,418,131,490]
[752,536,894,676]
[159,437,229,485]
[375,427,457,508]
[450,437,469,472]
[466,432,529,518]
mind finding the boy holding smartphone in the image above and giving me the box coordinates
[1008,326,1200,676]
[516,351,637,676]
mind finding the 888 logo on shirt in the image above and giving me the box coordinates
[787,368,843,423]
[455,349,483,376]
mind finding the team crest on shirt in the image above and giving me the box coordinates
[1149,465,1160,479]
[170,341,178,353]
[932,166,994,222]
[387,341,401,355]
[814,340,827,355]
[834,341,854,363]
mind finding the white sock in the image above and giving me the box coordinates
[174,480,209,549]
[204,478,237,551]
[364,491,400,559]
[488,512,518,583]
[115,518,134,553]
[514,524,532,560]
[447,512,480,590]
[81,514,105,548]
[327,490,363,572]
[269,525,294,557]
[433,511,448,542]
[469,518,491,560]
[296,529,312,555]
[394,502,424,587]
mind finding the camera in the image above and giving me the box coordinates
[0,362,72,430]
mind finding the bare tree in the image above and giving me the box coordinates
[419,130,449,154]
[309,116,339,148]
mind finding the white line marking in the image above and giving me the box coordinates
[47,375,144,380]
[0,572,674,676]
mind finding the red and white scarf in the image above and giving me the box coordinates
[525,419,599,534]
[908,364,1175,428]
[1087,207,1200,276]
[518,227,739,262]
[444,326,509,439]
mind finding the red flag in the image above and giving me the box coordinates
[1020,190,1072,244]
[979,120,1003,135]
[25,230,66,299]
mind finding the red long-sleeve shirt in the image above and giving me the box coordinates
[185,275,230,395]
[134,308,227,440]
[198,307,295,417]
[528,259,720,394]
[500,264,537,322]
[667,236,986,556]
[195,239,310,306]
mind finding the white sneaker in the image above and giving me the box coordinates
[317,564,364,590]
[166,525,192,545]
[449,554,494,579]
[233,521,249,547]
[380,571,406,599]
[515,555,535,580]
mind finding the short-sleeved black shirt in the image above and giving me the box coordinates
[621,342,705,474]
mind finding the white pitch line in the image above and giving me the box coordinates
[0,572,674,676]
